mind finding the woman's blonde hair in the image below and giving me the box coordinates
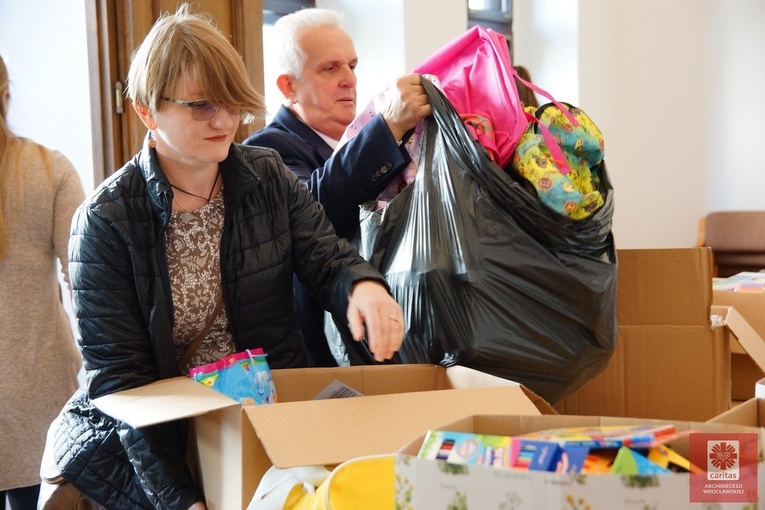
[126,3,264,124]
[0,55,52,260]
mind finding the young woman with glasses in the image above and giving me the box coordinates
[41,4,404,509]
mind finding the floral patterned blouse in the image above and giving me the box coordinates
[165,189,235,372]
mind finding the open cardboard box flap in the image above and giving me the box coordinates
[93,376,235,428]
[246,385,544,468]
[713,305,765,373]
[714,287,765,349]
[708,397,765,426]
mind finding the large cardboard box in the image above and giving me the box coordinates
[397,413,765,509]
[557,248,765,422]
[94,364,553,510]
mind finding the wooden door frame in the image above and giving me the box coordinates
[86,0,264,185]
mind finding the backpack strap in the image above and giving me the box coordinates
[524,110,574,175]
[512,69,579,126]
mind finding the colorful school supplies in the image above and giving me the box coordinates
[416,424,700,475]
[189,348,277,405]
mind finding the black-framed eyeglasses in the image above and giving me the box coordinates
[161,97,240,121]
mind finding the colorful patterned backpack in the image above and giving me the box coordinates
[511,102,605,220]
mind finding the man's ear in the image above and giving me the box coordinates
[276,74,298,104]
[133,101,157,130]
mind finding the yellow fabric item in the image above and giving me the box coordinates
[284,454,395,510]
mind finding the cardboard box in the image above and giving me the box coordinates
[397,413,765,509]
[710,397,765,427]
[714,290,765,399]
[93,364,554,510]
[556,248,765,422]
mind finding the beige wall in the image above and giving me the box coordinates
[0,1,94,192]
[518,0,765,249]
[2,0,764,249]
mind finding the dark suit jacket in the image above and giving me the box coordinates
[244,105,411,365]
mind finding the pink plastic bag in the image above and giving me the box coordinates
[413,26,527,168]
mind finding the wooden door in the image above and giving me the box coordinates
[86,0,264,184]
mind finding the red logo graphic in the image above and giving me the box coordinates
[709,441,738,471]
[690,433,757,503]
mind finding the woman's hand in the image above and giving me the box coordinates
[346,281,405,362]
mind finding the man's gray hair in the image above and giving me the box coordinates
[274,8,346,78]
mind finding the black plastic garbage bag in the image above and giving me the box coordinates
[327,78,617,404]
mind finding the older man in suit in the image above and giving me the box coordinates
[244,8,430,366]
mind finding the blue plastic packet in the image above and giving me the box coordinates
[189,348,277,405]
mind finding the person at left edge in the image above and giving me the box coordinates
[0,54,84,510]
[43,4,405,509]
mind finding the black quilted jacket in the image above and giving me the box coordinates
[51,142,385,509]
